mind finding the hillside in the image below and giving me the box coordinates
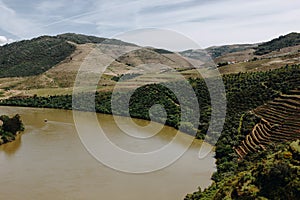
[184,65,300,199]
[235,90,300,159]
[0,34,200,98]
[1,32,299,80]
[0,36,75,77]
[0,32,300,99]
[207,33,300,75]
[0,33,137,78]
[206,44,257,59]
[207,32,300,59]
[186,140,300,200]
[254,32,300,55]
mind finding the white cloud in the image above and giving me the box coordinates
[0,0,299,47]
[115,29,199,51]
[36,1,65,13]
[0,35,14,45]
[129,0,300,47]
[59,0,300,47]
[0,0,41,38]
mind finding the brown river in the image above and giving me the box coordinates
[0,106,215,200]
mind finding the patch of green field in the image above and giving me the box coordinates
[24,88,74,96]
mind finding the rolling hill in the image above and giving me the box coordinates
[0,33,200,97]
[254,32,300,55]
[208,32,300,75]
[0,32,300,99]
[0,33,138,78]
[0,35,75,77]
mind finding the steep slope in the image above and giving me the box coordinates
[255,32,300,55]
[206,32,300,74]
[235,90,300,159]
[207,32,300,60]
[57,33,137,46]
[0,42,104,97]
[0,35,200,97]
[206,44,257,59]
[0,33,137,79]
[184,65,300,200]
[186,140,300,200]
[0,36,76,77]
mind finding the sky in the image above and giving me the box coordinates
[0,0,300,49]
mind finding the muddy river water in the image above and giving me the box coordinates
[0,106,215,200]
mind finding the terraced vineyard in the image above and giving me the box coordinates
[235,89,300,158]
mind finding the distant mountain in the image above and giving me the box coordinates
[0,36,75,78]
[57,33,106,44]
[254,32,300,55]
[205,32,300,59]
[199,32,300,75]
[206,44,257,59]
[0,33,137,78]
[57,33,137,46]
[0,31,299,84]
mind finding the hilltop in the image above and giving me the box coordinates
[208,33,300,74]
[0,33,137,78]
[0,35,75,77]
[254,32,300,55]
[0,33,196,98]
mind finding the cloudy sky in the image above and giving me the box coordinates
[0,0,299,48]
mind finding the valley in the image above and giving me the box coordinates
[0,32,300,200]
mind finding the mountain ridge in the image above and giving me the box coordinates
[0,32,299,98]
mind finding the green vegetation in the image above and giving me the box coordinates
[234,90,300,159]
[0,33,137,78]
[255,32,300,55]
[185,65,300,199]
[111,73,142,82]
[207,44,255,59]
[1,64,298,138]
[217,62,229,67]
[57,33,106,44]
[186,141,300,199]
[211,65,299,180]
[0,36,76,77]
[0,65,299,199]
[0,114,24,144]
[0,32,299,199]
[57,33,137,46]
[153,48,173,54]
